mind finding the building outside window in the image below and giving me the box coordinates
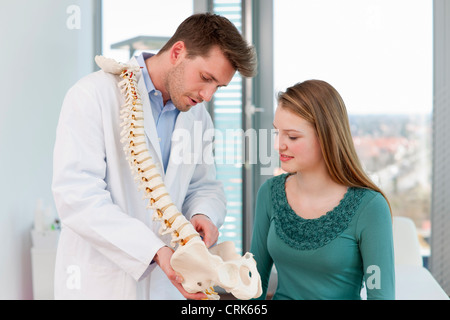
[102,0,193,62]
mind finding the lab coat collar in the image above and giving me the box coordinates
[126,57,196,184]
[128,57,164,173]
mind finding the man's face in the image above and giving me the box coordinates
[165,45,236,112]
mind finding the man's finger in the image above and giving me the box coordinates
[172,280,207,300]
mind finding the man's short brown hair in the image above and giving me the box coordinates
[159,13,257,78]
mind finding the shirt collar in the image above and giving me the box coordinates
[135,52,178,113]
[136,52,158,95]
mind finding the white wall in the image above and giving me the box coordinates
[0,0,97,299]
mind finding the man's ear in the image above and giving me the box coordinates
[169,41,186,64]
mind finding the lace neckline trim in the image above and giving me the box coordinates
[272,173,365,250]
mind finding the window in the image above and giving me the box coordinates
[274,0,433,264]
[211,0,244,254]
[102,0,193,62]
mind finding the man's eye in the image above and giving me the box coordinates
[201,74,212,82]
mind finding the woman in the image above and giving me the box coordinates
[250,80,395,300]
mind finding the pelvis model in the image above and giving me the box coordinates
[95,56,262,300]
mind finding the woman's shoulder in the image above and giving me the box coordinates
[353,188,392,227]
[357,188,390,211]
[258,173,288,194]
[255,173,289,209]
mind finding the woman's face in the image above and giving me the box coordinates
[273,105,324,174]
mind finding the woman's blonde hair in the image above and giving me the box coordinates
[278,80,392,215]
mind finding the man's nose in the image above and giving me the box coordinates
[199,85,216,102]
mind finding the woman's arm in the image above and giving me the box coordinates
[250,179,275,300]
[357,192,395,300]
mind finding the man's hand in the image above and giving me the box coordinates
[190,214,219,248]
[154,246,207,300]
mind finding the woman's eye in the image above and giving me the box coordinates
[288,136,298,140]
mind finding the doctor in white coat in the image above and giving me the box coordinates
[52,13,257,300]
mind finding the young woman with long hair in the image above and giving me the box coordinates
[250,80,394,300]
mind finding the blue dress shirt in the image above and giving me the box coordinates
[136,52,180,172]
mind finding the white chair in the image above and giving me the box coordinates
[392,216,423,267]
[392,216,448,299]
[361,216,448,299]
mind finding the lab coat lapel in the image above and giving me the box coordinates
[164,111,195,189]
[127,58,164,175]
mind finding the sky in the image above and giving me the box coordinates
[103,0,433,115]
[274,0,433,115]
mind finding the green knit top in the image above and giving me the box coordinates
[250,173,395,300]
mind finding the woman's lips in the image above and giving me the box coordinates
[280,154,294,162]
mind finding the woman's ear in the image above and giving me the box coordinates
[169,41,186,64]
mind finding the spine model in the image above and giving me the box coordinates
[95,56,261,300]
[117,64,201,249]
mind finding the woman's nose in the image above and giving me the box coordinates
[274,132,282,151]
[276,136,289,153]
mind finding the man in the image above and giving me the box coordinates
[52,13,257,299]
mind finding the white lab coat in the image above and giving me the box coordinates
[52,58,226,300]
